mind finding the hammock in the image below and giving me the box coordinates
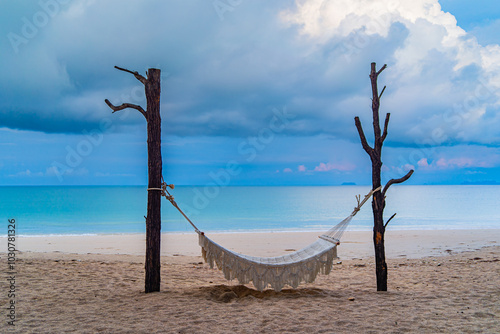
[152,184,379,291]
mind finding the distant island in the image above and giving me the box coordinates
[460,180,499,185]
[341,182,357,186]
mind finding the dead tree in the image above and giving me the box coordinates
[354,62,413,291]
[105,66,162,293]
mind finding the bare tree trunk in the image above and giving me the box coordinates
[355,62,413,291]
[371,149,387,291]
[373,192,387,291]
[105,67,162,293]
[145,69,162,293]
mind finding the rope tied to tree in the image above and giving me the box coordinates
[148,179,202,234]
[351,186,381,216]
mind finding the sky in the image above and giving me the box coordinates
[1,0,500,186]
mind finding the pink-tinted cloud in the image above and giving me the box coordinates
[404,164,415,171]
[298,165,307,172]
[283,168,293,173]
[418,157,492,170]
[417,158,429,168]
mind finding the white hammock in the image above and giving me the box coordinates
[155,184,379,291]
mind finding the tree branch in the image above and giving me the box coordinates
[105,99,147,119]
[114,66,147,85]
[381,113,390,143]
[382,169,414,197]
[384,213,396,228]
[354,116,373,155]
[376,64,387,76]
[379,86,386,99]
[370,64,381,140]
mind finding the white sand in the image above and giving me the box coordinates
[2,229,499,333]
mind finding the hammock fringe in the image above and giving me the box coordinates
[199,233,338,292]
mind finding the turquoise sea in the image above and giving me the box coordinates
[1,185,499,236]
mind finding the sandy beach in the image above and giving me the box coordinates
[2,229,499,333]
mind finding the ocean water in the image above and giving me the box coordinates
[1,185,499,236]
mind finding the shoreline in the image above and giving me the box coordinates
[13,225,500,237]
[8,228,500,260]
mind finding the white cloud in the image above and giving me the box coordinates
[95,172,135,177]
[416,156,493,170]
[281,1,462,40]
[8,169,44,177]
[3,0,500,149]
[436,157,489,169]
[281,0,500,145]
[45,167,89,177]
[313,161,355,172]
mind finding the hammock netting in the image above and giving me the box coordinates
[156,184,378,292]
